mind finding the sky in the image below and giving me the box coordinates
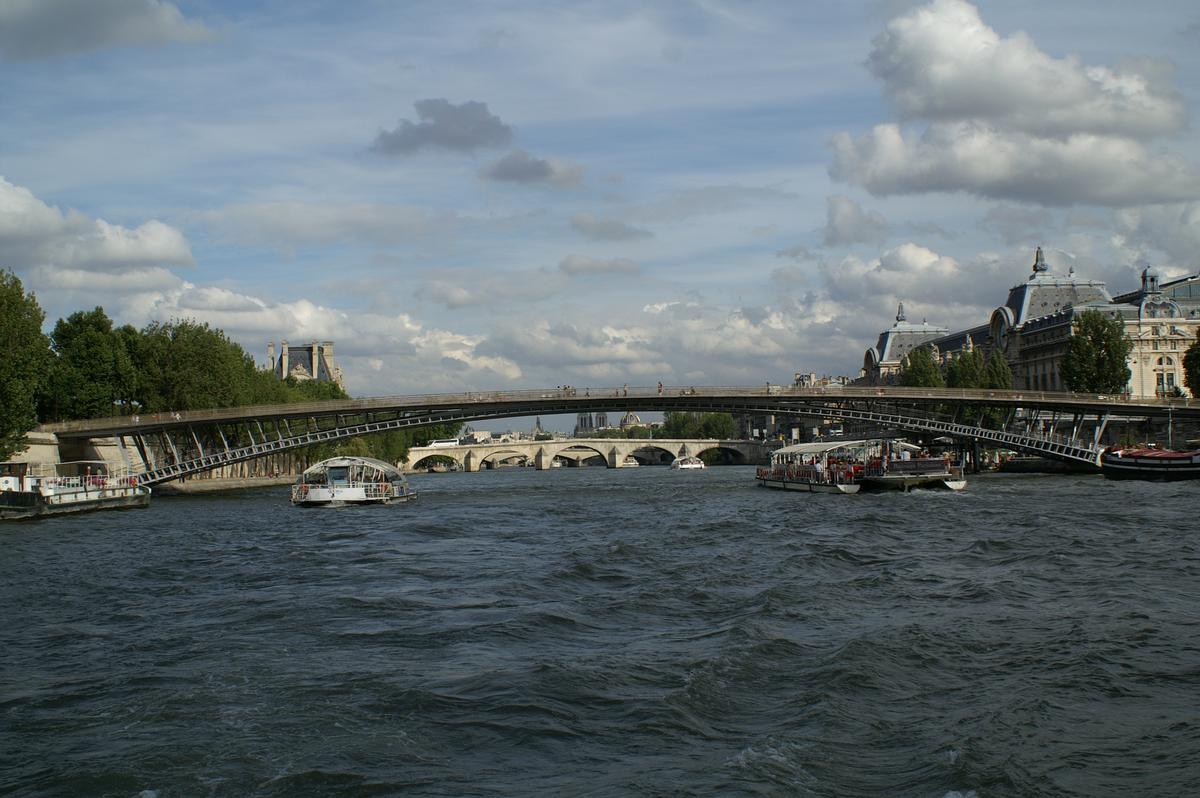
[3,0,1200,408]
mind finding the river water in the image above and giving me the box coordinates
[2,467,1198,797]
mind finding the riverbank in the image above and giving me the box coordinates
[153,475,295,495]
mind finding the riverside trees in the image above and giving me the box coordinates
[1060,310,1133,393]
[0,271,50,461]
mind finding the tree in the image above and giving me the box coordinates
[1184,335,1200,398]
[899,346,944,388]
[1060,310,1132,393]
[39,307,137,421]
[983,349,1013,390]
[0,271,50,460]
[945,348,985,389]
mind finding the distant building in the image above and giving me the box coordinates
[267,339,344,389]
[859,248,1200,397]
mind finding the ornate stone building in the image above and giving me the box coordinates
[860,248,1200,398]
[267,340,345,389]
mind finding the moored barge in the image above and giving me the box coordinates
[1,461,151,521]
[1099,447,1200,481]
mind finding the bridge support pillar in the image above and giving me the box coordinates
[535,446,551,470]
[608,446,621,468]
[464,451,481,472]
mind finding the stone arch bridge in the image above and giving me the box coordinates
[407,438,767,471]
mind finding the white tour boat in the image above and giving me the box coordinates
[622,456,640,468]
[671,456,706,470]
[291,456,416,507]
[1,460,151,520]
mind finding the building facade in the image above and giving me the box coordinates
[860,248,1200,398]
[267,340,345,389]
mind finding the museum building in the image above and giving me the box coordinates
[861,248,1200,398]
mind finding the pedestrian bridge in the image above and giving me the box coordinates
[40,384,1200,486]
[406,438,768,471]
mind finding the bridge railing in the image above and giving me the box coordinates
[40,384,1198,434]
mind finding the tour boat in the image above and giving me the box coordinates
[670,456,706,470]
[1099,446,1200,481]
[756,440,965,494]
[291,456,416,506]
[0,461,151,521]
[622,456,640,467]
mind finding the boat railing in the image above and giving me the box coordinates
[758,464,857,485]
[293,481,404,501]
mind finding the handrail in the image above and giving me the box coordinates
[39,384,1200,434]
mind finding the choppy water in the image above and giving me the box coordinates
[2,467,1198,797]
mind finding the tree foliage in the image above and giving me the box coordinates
[656,412,735,439]
[1184,335,1200,398]
[1060,310,1132,393]
[945,348,985,389]
[0,271,50,460]
[899,346,944,388]
[984,349,1013,390]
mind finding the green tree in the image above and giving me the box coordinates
[945,348,985,389]
[0,271,50,460]
[135,319,259,411]
[899,346,944,388]
[1183,335,1200,398]
[1060,309,1132,393]
[39,307,137,421]
[983,349,1013,390]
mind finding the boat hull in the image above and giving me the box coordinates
[1100,452,1200,481]
[0,490,151,521]
[757,476,860,494]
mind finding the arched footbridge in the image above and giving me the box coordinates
[41,385,1200,486]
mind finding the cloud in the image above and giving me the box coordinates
[0,0,211,61]
[980,204,1060,245]
[417,268,566,308]
[832,0,1200,209]
[0,176,194,272]
[558,255,639,276]
[197,201,458,248]
[868,0,1185,140]
[370,99,513,155]
[569,212,653,241]
[830,122,1200,206]
[1115,202,1200,270]
[634,184,797,223]
[480,149,584,186]
[822,195,888,246]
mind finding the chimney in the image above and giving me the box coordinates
[280,339,289,378]
[311,341,318,381]
[267,341,276,373]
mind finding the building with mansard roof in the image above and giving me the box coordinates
[860,248,1200,398]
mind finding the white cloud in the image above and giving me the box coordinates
[868,0,1185,139]
[1114,202,1200,271]
[0,0,211,61]
[822,195,888,246]
[417,268,566,308]
[0,176,194,272]
[832,0,1200,209]
[830,122,1200,206]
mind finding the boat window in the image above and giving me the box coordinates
[327,466,350,482]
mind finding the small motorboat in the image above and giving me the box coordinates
[670,456,706,470]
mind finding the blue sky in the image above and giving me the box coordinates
[3,0,1199,403]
